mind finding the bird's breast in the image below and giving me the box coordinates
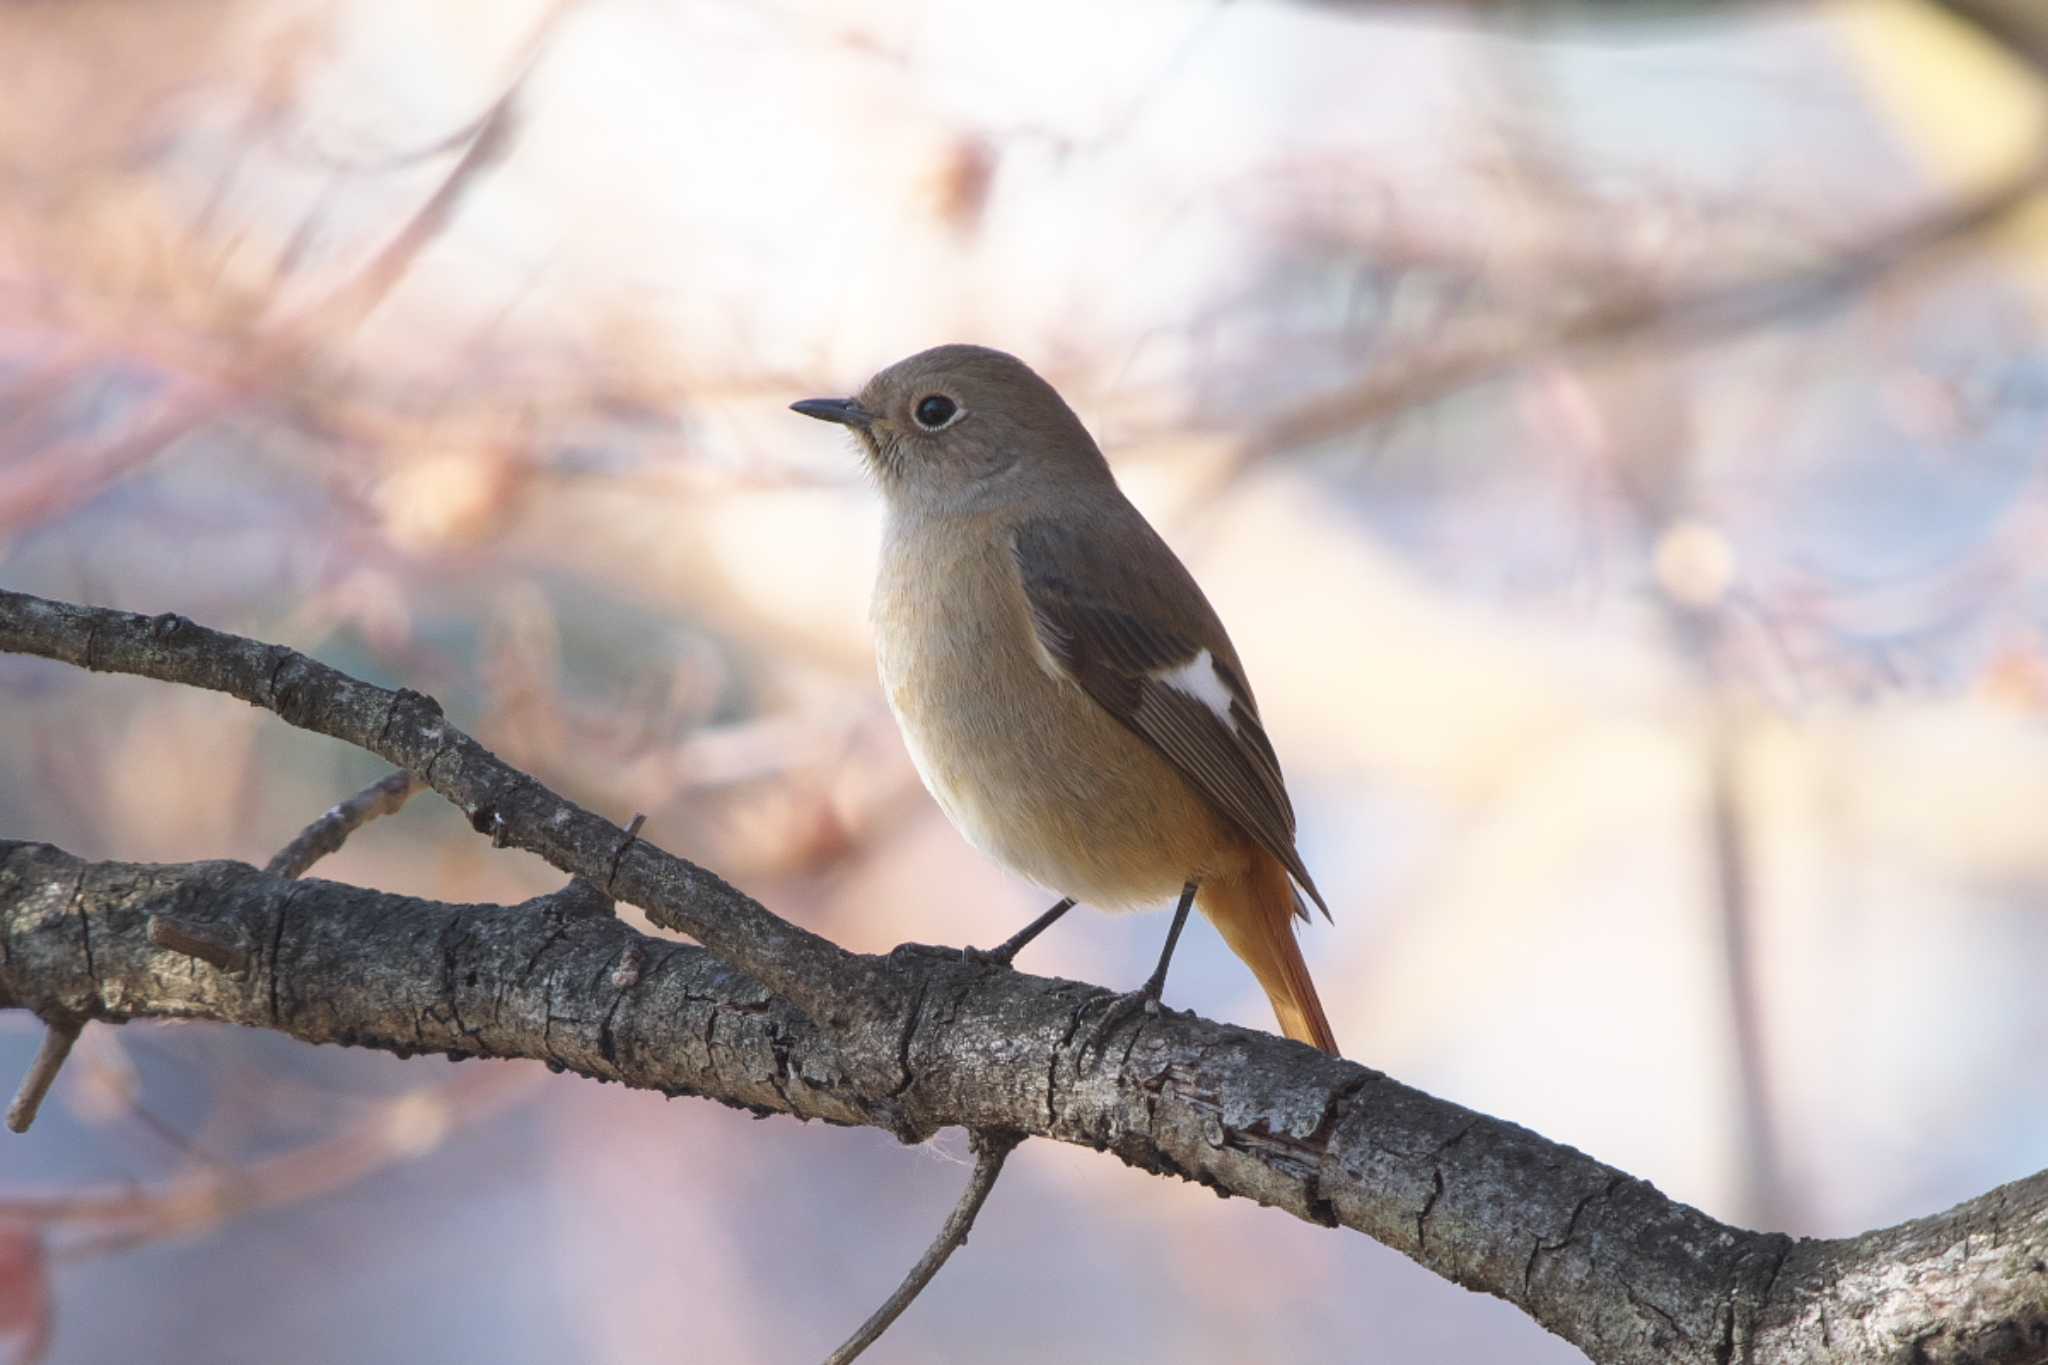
[870,514,1243,909]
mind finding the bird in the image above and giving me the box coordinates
[792,344,1338,1055]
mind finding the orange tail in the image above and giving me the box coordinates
[1197,854,1340,1055]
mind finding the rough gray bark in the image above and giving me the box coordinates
[2,588,2044,1364]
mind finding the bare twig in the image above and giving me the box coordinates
[822,1130,1025,1365]
[0,384,239,543]
[525,877,615,918]
[144,916,249,976]
[264,769,422,880]
[605,812,647,898]
[5,1019,81,1135]
[0,0,581,541]
[1706,733,1790,1226]
[1241,145,2048,462]
[2,1066,535,1252]
[299,0,575,335]
[1934,0,2048,77]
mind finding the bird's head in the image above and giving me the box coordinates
[792,344,1110,505]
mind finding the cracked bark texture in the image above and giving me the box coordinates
[3,588,2046,1364]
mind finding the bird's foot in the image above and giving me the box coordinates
[1080,984,1168,1062]
[961,941,1019,968]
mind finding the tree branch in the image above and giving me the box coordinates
[4,1016,80,1135]
[265,769,423,881]
[1933,0,2048,77]
[0,589,892,1060]
[1245,141,2048,460]
[1,840,2042,1363]
[1,590,2044,1363]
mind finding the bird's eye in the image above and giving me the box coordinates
[913,394,959,430]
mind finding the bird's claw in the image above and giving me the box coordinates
[1080,986,1164,1061]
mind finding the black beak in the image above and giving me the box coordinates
[790,397,875,429]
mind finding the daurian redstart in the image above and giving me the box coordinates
[794,345,1337,1054]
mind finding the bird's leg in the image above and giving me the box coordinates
[1136,882,1197,1007]
[964,897,1076,967]
[1084,881,1197,1058]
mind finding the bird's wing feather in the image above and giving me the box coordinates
[1010,518,1328,920]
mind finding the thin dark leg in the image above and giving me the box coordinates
[965,897,1076,966]
[1084,880,1199,1058]
[1137,882,1198,1005]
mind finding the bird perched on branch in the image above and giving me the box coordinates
[793,345,1338,1055]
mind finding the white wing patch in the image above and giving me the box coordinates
[1154,648,1237,727]
[1025,617,1067,681]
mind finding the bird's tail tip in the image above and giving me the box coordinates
[1200,858,1340,1056]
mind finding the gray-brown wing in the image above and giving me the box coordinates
[1011,519,1328,919]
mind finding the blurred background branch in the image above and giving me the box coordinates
[1226,139,2048,475]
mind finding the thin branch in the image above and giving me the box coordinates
[0,383,239,543]
[1243,144,2048,460]
[0,0,581,542]
[299,0,576,336]
[144,916,248,976]
[1706,731,1792,1227]
[529,877,617,918]
[264,769,422,880]
[823,1129,1025,1365]
[1933,0,2048,77]
[5,1017,81,1135]
[7,1066,535,1253]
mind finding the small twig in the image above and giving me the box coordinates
[1240,143,2048,463]
[1707,731,1791,1226]
[605,812,648,896]
[522,813,648,919]
[823,1130,1026,1365]
[144,915,250,976]
[2,1066,537,1251]
[0,0,579,543]
[6,1017,82,1134]
[265,770,422,881]
[302,0,576,336]
[1935,0,2048,78]
[532,877,615,918]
